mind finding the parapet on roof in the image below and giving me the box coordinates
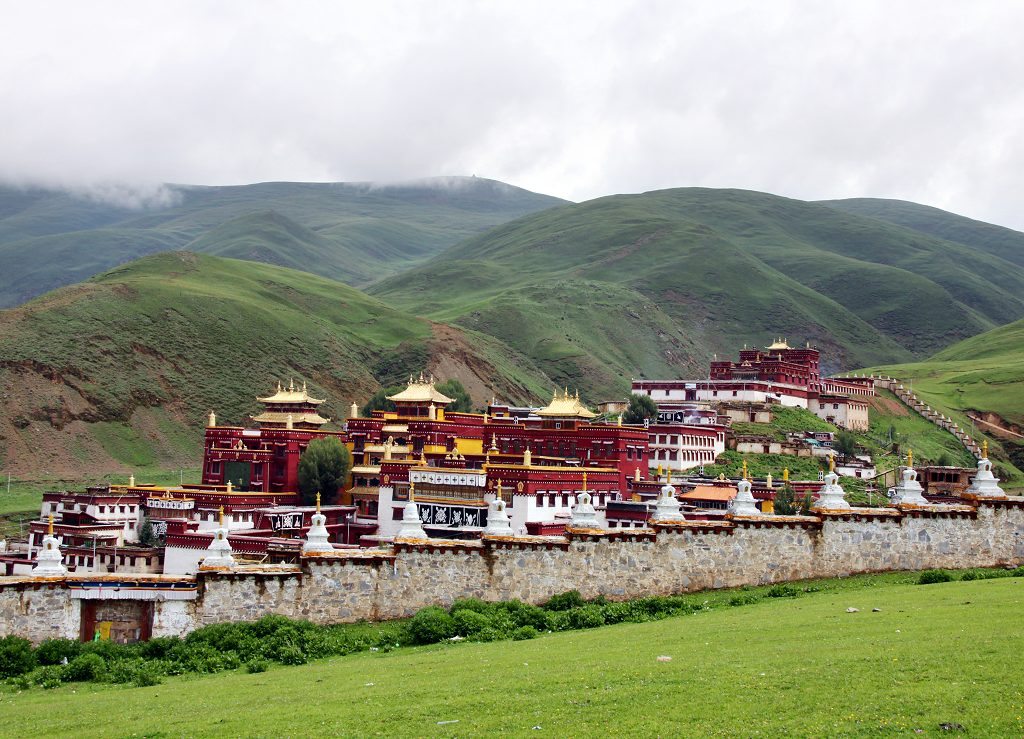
[386,373,455,404]
[535,388,596,419]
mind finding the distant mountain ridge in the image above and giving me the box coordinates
[371,187,1024,394]
[0,177,567,307]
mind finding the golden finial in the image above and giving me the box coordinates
[828,455,835,473]
[783,467,789,482]
[420,451,427,466]
[409,480,415,503]
[982,439,988,458]
[496,478,503,502]
[316,492,321,514]
[634,467,641,482]
[218,506,224,527]
[617,414,623,427]
[907,449,913,468]
[742,459,748,480]
[47,513,54,536]
[667,469,672,484]
[582,471,588,492]
[657,463,663,478]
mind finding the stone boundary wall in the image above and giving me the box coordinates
[2,500,1023,642]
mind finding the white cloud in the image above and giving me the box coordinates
[1,0,1023,227]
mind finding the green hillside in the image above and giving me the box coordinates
[0,178,566,307]
[372,188,1024,395]
[867,317,1024,475]
[0,252,552,477]
[6,577,1023,736]
[822,197,1024,268]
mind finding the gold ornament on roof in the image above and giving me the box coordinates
[907,449,913,468]
[982,440,988,458]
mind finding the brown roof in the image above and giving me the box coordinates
[679,485,738,502]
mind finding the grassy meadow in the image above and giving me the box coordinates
[2,575,1021,737]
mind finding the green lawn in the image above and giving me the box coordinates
[4,577,1022,737]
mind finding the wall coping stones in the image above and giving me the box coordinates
[302,548,396,564]
[817,507,902,522]
[566,529,657,543]
[392,539,483,555]
[898,503,977,519]
[651,520,735,535]
[730,515,823,530]
[483,536,571,551]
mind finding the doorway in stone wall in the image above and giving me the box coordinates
[79,600,153,643]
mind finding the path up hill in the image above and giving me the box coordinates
[0,177,566,307]
[0,252,552,477]
[372,188,1024,392]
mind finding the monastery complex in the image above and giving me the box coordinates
[1,340,1021,644]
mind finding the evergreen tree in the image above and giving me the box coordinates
[774,484,797,515]
[435,379,473,412]
[297,437,352,506]
[622,394,658,424]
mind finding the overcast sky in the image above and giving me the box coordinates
[2,1,1023,228]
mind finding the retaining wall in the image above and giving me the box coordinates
[2,499,1022,642]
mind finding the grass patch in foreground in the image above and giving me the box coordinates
[2,575,1023,736]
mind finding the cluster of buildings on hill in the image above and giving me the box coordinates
[2,339,987,582]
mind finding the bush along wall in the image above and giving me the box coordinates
[4,567,1022,690]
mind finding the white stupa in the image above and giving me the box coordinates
[201,507,235,568]
[812,456,850,510]
[965,441,1007,499]
[302,493,334,554]
[652,476,685,523]
[395,481,428,540]
[33,515,67,575]
[483,479,513,536]
[569,473,603,530]
[728,462,762,516]
[892,450,929,506]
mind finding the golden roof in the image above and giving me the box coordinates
[386,373,454,404]
[535,389,596,419]
[251,411,331,426]
[257,379,325,405]
[765,338,790,350]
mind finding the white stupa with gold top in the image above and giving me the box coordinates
[201,507,235,568]
[728,461,763,516]
[892,450,929,506]
[302,493,334,554]
[965,441,1007,499]
[812,456,850,510]
[483,479,513,536]
[569,473,603,530]
[33,515,67,575]
[652,472,685,523]
[396,481,428,540]
[252,378,330,430]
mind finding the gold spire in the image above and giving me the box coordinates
[409,480,416,503]
[828,455,835,473]
[783,467,789,482]
[657,463,663,478]
[667,469,672,484]
[617,414,623,427]
[907,449,913,468]
[47,513,54,536]
[582,472,588,493]
[420,451,427,466]
[982,439,988,458]
[634,467,641,482]
[742,459,748,480]
[316,492,321,514]
[218,506,224,527]
[496,478,503,502]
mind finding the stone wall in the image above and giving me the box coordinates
[2,499,1023,642]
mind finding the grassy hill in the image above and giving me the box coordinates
[867,317,1024,476]
[822,197,1024,268]
[372,188,1024,396]
[0,252,553,477]
[0,177,566,307]
[5,576,1022,736]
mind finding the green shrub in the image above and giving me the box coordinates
[467,627,502,643]
[136,636,180,660]
[544,590,585,611]
[495,601,549,630]
[449,598,492,615]
[512,626,539,641]
[452,609,494,637]
[65,653,106,682]
[80,639,134,663]
[409,607,456,644]
[918,569,954,585]
[566,605,606,630]
[767,584,800,598]
[32,664,67,689]
[35,638,81,666]
[277,645,307,666]
[0,636,37,678]
[729,593,761,606]
[245,657,270,674]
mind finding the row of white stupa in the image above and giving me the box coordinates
[30,453,1008,574]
